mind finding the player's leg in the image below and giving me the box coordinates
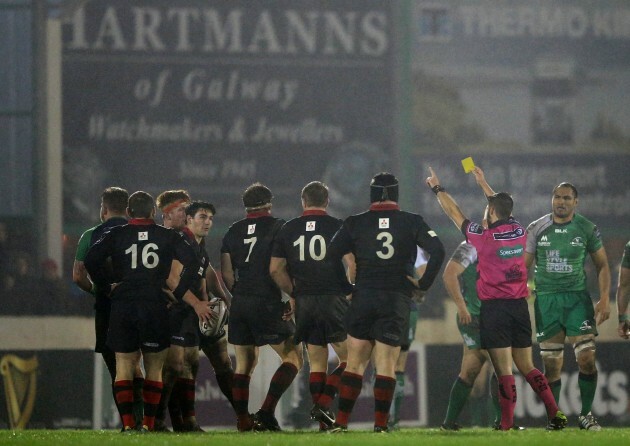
[156,345,184,430]
[487,347,517,430]
[334,335,374,430]
[569,333,600,430]
[388,349,408,430]
[468,360,493,427]
[326,340,348,401]
[178,346,202,431]
[200,334,235,409]
[371,341,400,431]
[141,348,169,431]
[442,346,487,430]
[566,291,600,429]
[538,331,565,403]
[232,344,258,431]
[114,351,141,431]
[307,343,330,405]
[256,337,303,430]
[310,341,347,430]
[389,304,418,430]
[512,346,564,427]
[132,363,145,429]
[534,294,566,403]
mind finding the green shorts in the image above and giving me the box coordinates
[534,291,598,342]
[457,314,481,350]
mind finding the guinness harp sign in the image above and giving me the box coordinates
[0,355,38,429]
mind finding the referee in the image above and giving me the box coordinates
[426,166,567,431]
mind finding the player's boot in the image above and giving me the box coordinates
[578,412,602,431]
[310,403,336,429]
[546,410,568,430]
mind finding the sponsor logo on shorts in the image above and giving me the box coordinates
[171,336,184,342]
[142,342,159,347]
[197,266,204,276]
[247,224,256,235]
[383,332,400,341]
[580,320,592,331]
[379,218,389,229]
[570,237,584,247]
[497,245,524,259]
[463,333,476,347]
[428,230,437,237]
[306,221,316,231]
[138,231,148,241]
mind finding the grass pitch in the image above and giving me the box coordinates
[3,427,630,446]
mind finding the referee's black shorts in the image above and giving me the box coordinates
[294,294,349,346]
[479,298,532,349]
[345,289,410,347]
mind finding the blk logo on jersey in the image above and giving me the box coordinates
[247,224,256,235]
[138,231,148,241]
[379,218,389,229]
[306,221,316,231]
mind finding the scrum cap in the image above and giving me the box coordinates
[370,172,399,203]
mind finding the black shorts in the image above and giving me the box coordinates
[169,303,200,347]
[344,289,410,347]
[94,302,111,354]
[227,294,295,347]
[107,300,170,353]
[479,298,532,349]
[294,294,349,346]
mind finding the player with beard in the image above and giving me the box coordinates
[525,182,611,430]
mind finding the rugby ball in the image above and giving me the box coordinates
[199,297,228,337]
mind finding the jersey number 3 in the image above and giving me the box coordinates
[376,232,394,259]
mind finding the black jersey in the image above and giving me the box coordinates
[85,218,202,302]
[88,216,127,306]
[329,203,445,292]
[181,227,210,299]
[272,210,352,297]
[221,212,284,299]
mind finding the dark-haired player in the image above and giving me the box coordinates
[525,182,610,430]
[84,191,211,432]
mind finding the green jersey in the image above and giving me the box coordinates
[526,213,603,295]
[75,226,97,262]
[622,240,630,269]
[450,241,481,316]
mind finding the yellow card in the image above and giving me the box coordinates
[461,157,475,173]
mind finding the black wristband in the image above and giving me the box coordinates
[432,185,445,195]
